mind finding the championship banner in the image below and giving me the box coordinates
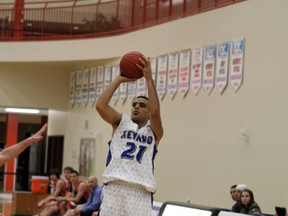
[179,49,191,98]
[156,54,168,100]
[137,77,146,97]
[127,81,137,100]
[96,66,104,101]
[119,81,127,104]
[216,41,230,94]
[167,52,179,99]
[230,37,245,92]
[203,45,216,95]
[104,65,112,90]
[75,70,83,105]
[88,67,97,106]
[81,68,90,105]
[190,47,203,95]
[150,57,157,85]
[111,65,119,105]
[69,71,76,106]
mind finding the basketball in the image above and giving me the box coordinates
[120,51,147,79]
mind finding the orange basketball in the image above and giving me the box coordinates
[120,51,147,79]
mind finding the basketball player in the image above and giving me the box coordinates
[56,170,90,215]
[96,56,164,216]
[0,123,47,167]
[37,169,67,214]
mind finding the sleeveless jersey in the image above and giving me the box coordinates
[55,178,67,197]
[103,114,158,193]
[72,180,90,204]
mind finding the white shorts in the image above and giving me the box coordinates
[100,181,152,216]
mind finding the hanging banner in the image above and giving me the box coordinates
[111,65,119,105]
[179,49,191,98]
[190,47,203,95]
[127,81,137,100]
[216,41,230,94]
[156,54,168,100]
[150,57,157,85]
[167,52,179,99]
[203,45,216,95]
[69,71,76,106]
[119,82,127,104]
[81,68,89,105]
[104,65,112,90]
[230,37,245,92]
[137,77,146,97]
[88,67,97,106]
[96,66,104,101]
[75,70,83,105]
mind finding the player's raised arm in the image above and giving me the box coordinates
[138,57,163,145]
[96,75,133,130]
[0,123,47,167]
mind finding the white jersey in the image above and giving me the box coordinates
[103,114,158,192]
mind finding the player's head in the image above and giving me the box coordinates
[131,96,150,125]
[69,170,79,183]
[49,169,61,180]
[63,166,74,181]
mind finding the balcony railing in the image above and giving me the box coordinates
[0,0,245,41]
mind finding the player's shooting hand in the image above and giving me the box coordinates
[138,57,152,79]
[117,74,137,83]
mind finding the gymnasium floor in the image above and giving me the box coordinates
[0,192,161,216]
[0,193,12,216]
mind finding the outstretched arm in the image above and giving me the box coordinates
[96,75,134,132]
[139,58,164,146]
[0,123,47,167]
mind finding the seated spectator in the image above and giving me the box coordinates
[230,184,237,202]
[63,176,102,216]
[63,166,74,195]
[40,169,88,216]
[240,189,261,215]
[231,184,248,213]
[37,169,67,211]
[56,170,90,215]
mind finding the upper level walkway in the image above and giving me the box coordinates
[0,0,245,41]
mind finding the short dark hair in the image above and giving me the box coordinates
[231,184,237,189]
[70,170,79,176]
[49,169,60,179]
[136,95,148,100]
[64,166,74,173]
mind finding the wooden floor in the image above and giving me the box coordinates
[0,193,12,216]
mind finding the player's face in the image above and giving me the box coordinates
[70,173,78,184]
[64,169,71,181]
[50,174,57,181]
[131,98,150,123]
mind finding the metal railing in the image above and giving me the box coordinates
[0,0,245,41]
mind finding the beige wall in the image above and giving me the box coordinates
[1,0,288,213]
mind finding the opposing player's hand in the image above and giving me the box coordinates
[26,123,47,144]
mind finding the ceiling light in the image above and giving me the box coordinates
[5,108,40,114]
